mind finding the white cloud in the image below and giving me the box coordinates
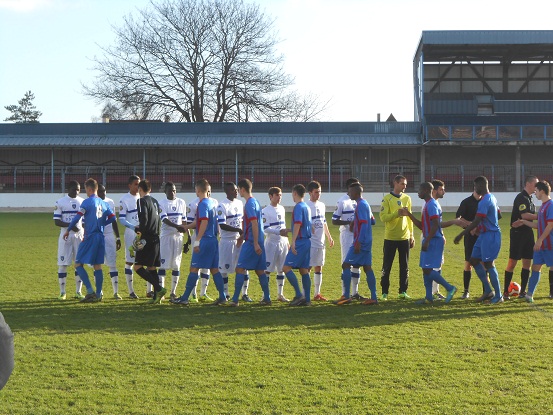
[0,0,53,12]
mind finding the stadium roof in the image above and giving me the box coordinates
[0,122,422,148]
[415,30,553,62]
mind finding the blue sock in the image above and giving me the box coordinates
[232,273,246,302]
[94,269,103,297]
[528,270,541,296]
[366,269,377,300]
[473,263,492,293]
[212,272,226,301]
[76,266,93,294]
[487,267,501,298]
[423,273,433,301]
[258,273,271,301]
[342,268,352,298]
[182,272,200,300]
[285,270,302,297]
[301,273,311,301]
[430,269,453,292]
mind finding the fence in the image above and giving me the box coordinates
[2,164,550,193]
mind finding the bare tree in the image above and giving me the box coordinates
[84,0,326,122]
[4,91,42,123]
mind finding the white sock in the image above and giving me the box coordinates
[110,267,118,294]
[432,280,439,295]
[221,273,229,297]
[171,271,180,295]
[351,268,360,295]
[276,273,285,296]
[200,273,209,296]
[242,273,250,295]
[125,264,134,293]
[314,272,322,296]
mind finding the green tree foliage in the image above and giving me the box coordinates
[4,91,42,123]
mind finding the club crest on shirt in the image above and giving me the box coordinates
[60,256,64,261]
[519,204,527,211]
[397,201,402,206]
[72,203,77,209]
[119,204,124,211]
[172,206,176,211]
[218,209,223,216]
[263,217,266,223]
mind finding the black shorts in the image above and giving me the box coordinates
[135,236,161,267]
[509,228,534,260]
[464,233,478,262]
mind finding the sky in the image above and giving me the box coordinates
[1,0,553,123]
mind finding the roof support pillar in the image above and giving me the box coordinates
[419,146,426,183]
[515,146,521,189]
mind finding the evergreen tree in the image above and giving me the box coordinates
[4,91,42,123]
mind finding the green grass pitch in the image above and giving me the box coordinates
[1,212,553,414]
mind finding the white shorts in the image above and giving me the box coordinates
[160,232,184,270]
[57,231,83,266]
[309,246,326,267]
[124,227,136,263]
[265,237,289,273]
[104,233,117,268]
[340,231,354,263]
[218,238,241,274]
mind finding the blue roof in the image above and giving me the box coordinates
[0,122,422,147]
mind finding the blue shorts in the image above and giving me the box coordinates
[533,249,553,267]
[344,246,372,267]
[236,241,266,271]
[76,233,105,265]
[472,231,501,262]
[190,238,219,270]
[420,238,444,269]
[284,239,311,269]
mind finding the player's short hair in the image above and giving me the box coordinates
[224,182,236,190]
[128,175,140,184]
[237,178,252,192]
[525,175,538,185]
[431,179,444,189]
[307,181,321,192]
[345,177,359,187]
[138,179,151,193]
[420,181,433,192]
[84,178,98,191]
[164,181,175,190]
[68,180,80,192]
[349,183,363,195]
[393,175,406,184]
[474,176,488,187]
[98,183,106,192]
[268,187,281,196]
[195,178,209,192]
[536,180,551,195]
[292,184,306,197]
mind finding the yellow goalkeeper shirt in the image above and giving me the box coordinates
[379,192,413,241]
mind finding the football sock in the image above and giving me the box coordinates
[473,263,492,293]
[423,273,433,301]
[521,268,530,293]
[149,269,161,292]
[284,270,302,297]
[158,269,166,288]
[528,271,541,296]
[75,266,93,294]
[171,270,180,295]
[314,272,322,296]
[276,273,285,296]
[340,272,345,296]
[351,267,360,295]
[487,267,501,298]
[301,273,311,302]
[182,272,200,300]
[74,271,83,294]
[232,273,246,303]
[94,269,104,298]
[342,268,352,299]
[430,269,452,292]
[200,272,210,296]
[242,273,250,295]
[125,265,135,294]
[211,272,226,301]
[258,273,271,301]
[549,270,553,295]
[432,280,439,295]
[504,270,513,293]
[463,270,471,291]
[110,270,118,294]
[221,273,229,297]
[366,269,377,300]
[58,270,67,294]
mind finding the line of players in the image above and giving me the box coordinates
[55,174,553,305]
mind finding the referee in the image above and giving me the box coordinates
[504,176,538,299]
[456,189,481,299]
